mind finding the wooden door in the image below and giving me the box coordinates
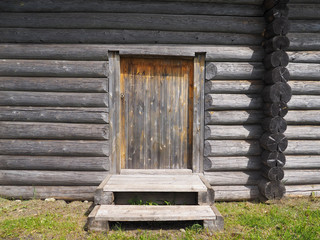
[120,57,194,169]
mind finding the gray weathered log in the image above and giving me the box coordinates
[0,140,109,156]
[205,94,263,110]
[263,67,290,84]
[0,170,108,186]
[289,81,320,95]
[262,116,287,133]
[263,36,290,53]
[289,4,320,20]
[261,150,286,167]
[0,44,265,62]
[212,185,260,201]
[258,179,286,200]
[0,185,96,200]
[263,0,289,11]
[0,0,263,15]
[0,107,109,123]
[204,156,261,171]
[0,156,109,171]
[264,17,290,39]
[288,33,320,51]
[286,126,320,140]
[288,95,320,110]
[0,28,263,45]
[205,110,320,125]
[285,185,320,198]
[264,5,289,23]
[285,155,320,169]
[0,91,108,107]
[205,62,264,80]
[205,125,263,140]
[204,171,261,185]
[286,110,320,124]
[264,102,288,117]
[204,140,261,156]
[287,62,320,80]
[0,13,264,34]
[260,132,288,152]
[285,140,320,155]
[262,166,284,181]
[0,122,109,140]
[205,80,263,94]
[287,51,320,63]
[0,77,108,92]
[205,110,264,124]
[290,20,320,33]
[284,170,320,185]
[0,60,107,77]
[263,50,289,69]
[262,82,292,103]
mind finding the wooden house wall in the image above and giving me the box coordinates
[0,0,319,201]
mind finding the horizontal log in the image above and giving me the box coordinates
[260,132,288,152]
[285,155,320,169]
[0,122,109,140]
[205,94,262,110]
[204,156,261,171]
[212,185,260,201]
[262,82,292,103]
[262,151,286,167]
[0,29,263,45]
[286,110,320,124]
[264,17,290,39]
[0,156,109,171]
[0,107,109,123]
[0,0,263,14]
[284,170,320,185]
[0,91,108,107]
[290,81,320,95]
[287,51,320,63]
[0,185,96,200]
[0,170,108,186]
[205,62,264,80]
[0,60,107,77]
[288,33,320,51]
[205,80,263,94]
[285,185,320,198]
[263,36,290,53]
[288,95,320,110]
[290,20,320,33]
[288,62,320,80]
[262,116,287,133]
[0,77,108,92]
[204,140,262,156]
[289,4,320,20]
[204,171,261,185]
[263,50,289,69]
[0,140,109,156]
[264,102,288,117]
[264,5,289,23]
[0,13,264,34]
[258,179,285,200]
[205,110,320,125]
[286,126,320,140]
[205,125,263,140]
[286,140,320,155]
[262,166,284,181]
[263,0,289,11]
[204,125,320,140]
[0,44,265,62]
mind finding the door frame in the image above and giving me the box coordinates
[108,51,205,174]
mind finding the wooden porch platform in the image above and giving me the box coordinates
[87,172,224,232]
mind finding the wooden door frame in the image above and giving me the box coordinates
[108,51,205,174]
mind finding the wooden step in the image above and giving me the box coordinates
[87,205,224,232]
[103,174,207,192]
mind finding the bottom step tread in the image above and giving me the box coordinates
[93,205,216,222]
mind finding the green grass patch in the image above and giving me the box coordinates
[0,197,319,239]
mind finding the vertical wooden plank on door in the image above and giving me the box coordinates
[108,51,121,174]
[192,53,206,173]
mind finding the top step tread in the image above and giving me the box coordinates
[94,205,216,221]
[103,174,207,192]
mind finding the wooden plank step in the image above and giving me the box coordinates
[94,205,215,221]
[103,174,207,192]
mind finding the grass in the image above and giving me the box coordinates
[0,197,319,239]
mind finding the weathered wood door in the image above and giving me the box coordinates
[120,57,194,169]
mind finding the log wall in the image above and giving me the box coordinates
[0,0,319,201]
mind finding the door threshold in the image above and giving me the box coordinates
[120,169,192,175]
